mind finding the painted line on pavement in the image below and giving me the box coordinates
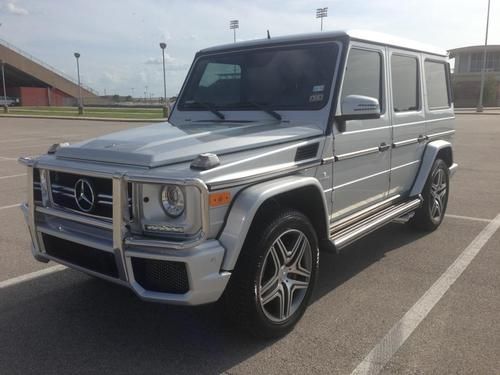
[0,265,67,289]
[0,203,21,211]
[445,213,493,223]
[0,156,18,161]
[351,212,500,375]
[0,173,26,180]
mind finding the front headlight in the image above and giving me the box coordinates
[161,185,185,217]
[39,169,50,206]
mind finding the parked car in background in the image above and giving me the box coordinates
[0,96,19,106]
[20,30,456,337]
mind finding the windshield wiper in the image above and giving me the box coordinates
[184,100,225,120]
[239,101,282,120]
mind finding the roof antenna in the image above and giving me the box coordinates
[267,30,271,39]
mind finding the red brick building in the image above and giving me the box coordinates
[0,39,97,106]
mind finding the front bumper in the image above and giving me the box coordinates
[19,162,231,305]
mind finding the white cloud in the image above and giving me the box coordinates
[144,55,174,65]
[4,1,28,15]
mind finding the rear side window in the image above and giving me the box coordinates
[391,55,419,112]
[425,61,450,109]
[341,48,382,108]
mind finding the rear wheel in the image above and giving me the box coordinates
[411,158,450,231]
[223,210,319,338]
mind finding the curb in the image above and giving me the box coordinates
[0,114,166,123]
[455,112,500,116]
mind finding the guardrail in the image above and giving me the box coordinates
[0,37,98,95]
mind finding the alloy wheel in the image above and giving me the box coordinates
[430,167,448,221]
[258,229,313,323]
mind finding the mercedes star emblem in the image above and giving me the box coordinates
[74,178,95,212]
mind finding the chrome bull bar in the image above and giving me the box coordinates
[19,156,210,283]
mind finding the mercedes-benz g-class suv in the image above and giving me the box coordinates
[20,30,457,337]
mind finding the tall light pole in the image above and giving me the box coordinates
[74,52,83,114]
[316,7,328,31]
[1,59,8,113]
[160,42,168,117]
[476,0,491,112]
[230,20,239,43]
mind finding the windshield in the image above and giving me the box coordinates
[178,43,339,111]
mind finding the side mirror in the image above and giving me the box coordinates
[336,95,381,132]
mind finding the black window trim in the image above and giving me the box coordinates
[390,52,422,113]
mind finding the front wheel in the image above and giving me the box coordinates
[223,210,319,338]
[411,158,450,231]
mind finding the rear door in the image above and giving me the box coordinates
[388,50,426,196]
[331,43,391,221]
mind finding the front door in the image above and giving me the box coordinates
[331,43,392,221]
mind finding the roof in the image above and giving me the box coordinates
[199,29,448,57]
[449,45,500,57]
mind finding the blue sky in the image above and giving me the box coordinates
[0,0,498,97]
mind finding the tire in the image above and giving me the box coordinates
[223,209,319,338]
[411,158,450,231]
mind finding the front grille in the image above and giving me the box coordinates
[42,233,119,278]
[48,171,132,219]
[131,257,189,294]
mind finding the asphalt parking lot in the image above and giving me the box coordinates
[0,115,499,375]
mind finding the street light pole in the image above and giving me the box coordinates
[476,0,491,112]
[316,7,328,31]
[74,52,83,114]
[230,20,239,43]
[160,42,168,118]
[1,59,8,113]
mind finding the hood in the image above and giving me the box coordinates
[55,120,324,168]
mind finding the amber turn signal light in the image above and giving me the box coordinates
[209,191,231,207]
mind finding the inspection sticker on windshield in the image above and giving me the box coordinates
[309,94,324,102]
[312,85,325,92]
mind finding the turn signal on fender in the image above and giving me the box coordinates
[209,191,231,207]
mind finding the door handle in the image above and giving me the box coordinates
[417,135,427,143]
[379,142,390,152]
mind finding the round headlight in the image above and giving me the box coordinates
[161,185,185,217]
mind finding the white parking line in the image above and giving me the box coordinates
[0,173,26,180]
[0,265,66,289]
[0,156,17,161]
[0,203,21,211]
[445,213,493,223]
[351,212,500,375]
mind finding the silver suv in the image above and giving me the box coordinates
[20,30,457,337]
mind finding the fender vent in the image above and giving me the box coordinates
[295,143,319,161]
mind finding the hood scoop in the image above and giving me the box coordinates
[190,153,221,170]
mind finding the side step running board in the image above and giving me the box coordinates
[330,196,422,251]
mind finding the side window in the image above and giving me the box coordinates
[341,48,382,109]
[425,61,450,109]
[391,55,419,112]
